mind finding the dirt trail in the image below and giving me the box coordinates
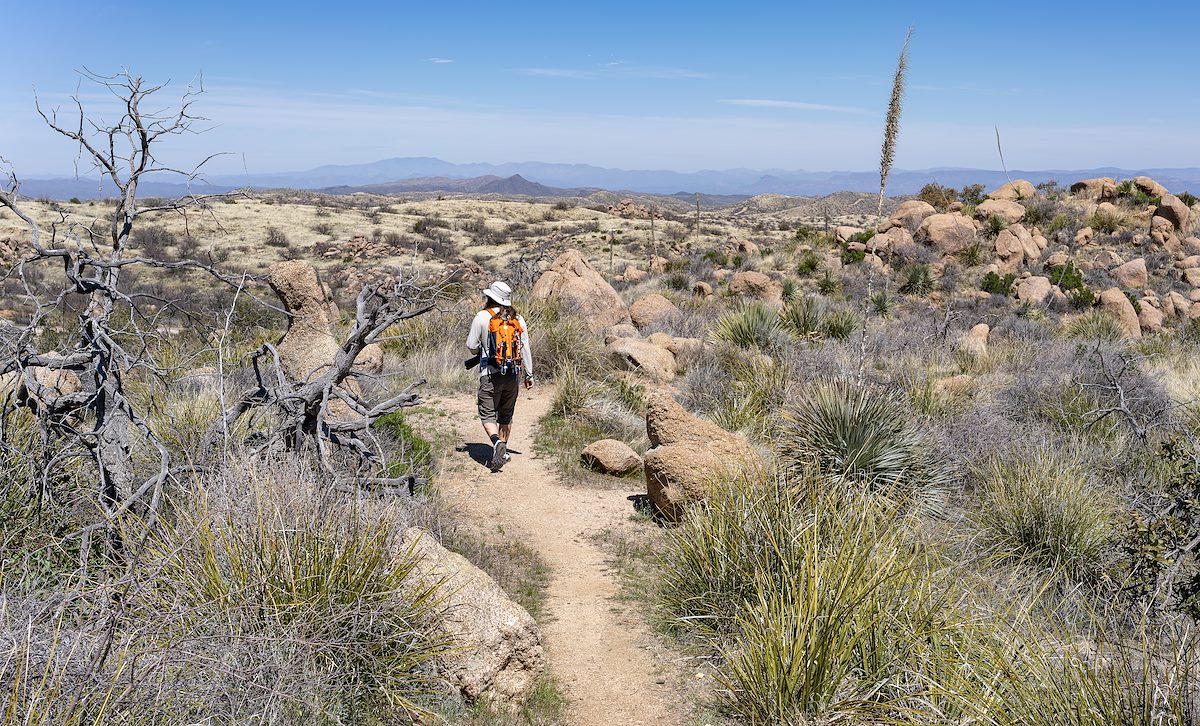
[430,385,681,726]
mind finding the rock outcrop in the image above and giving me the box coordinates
[643,390,761,521]
[267,260,383,383]
[580,439,642,476]
[1070,177,1117,200]
[531,250,631,332]
[1110,258,1148,289]
[1156,194,1191,232]
[880,200,937,233]
[975,199,1026,224]
[402,529,545,708]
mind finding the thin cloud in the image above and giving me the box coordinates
[518,64,711,80]
[721,98,867,114]
[423,57,455,64]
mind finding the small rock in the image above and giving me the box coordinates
[959,323,990,358]
[1110,258,1148,289]
[581,439,643,476]
[1098,287,1142,338]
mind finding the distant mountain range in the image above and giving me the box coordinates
[14,156,1200,200]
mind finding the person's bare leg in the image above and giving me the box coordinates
[483,421,500,439]
[499,423,512,442]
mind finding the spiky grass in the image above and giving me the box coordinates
[713,302,781,351]
[973,450,1116,580]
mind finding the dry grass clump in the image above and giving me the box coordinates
[973,448,1117,580]
[1,468,454,723]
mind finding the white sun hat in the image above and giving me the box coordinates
[482,280,513,307]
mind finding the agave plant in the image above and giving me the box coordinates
[778,379,952,513]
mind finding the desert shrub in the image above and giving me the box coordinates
[135,224,176,250]
[129,477,450,721]
[1090,209,1125,234]
[780,278,799,301]
[265,226,290,248]
[898,264,935,296]
[311,221,335,236]
[1115,180,1160,206]
[713,302,781,351]
[1068,286,1097,309]
[1064,311,1125,341]
[710,355,790,439]
[524,301,603,380]
[816,270,842,296]
[780,296,822,338]
[795,250,821,276]
[981,271,1016,296]
[778,379,952,512]
[373,411,434,479]
[870,289,893,316]
[660,475,966,723]
[973,450,1116,580]
[1048,261,1085,292]
[820,308,861,340]
[918,182,958,210]
[959,183,986,206]
[663,271,690,291]
[840,247,866,265]
[1179,191,1198,208]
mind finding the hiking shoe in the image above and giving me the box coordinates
[490,440,507,470]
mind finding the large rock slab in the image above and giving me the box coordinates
[881,200,937,233]
[530,249,631,332]
[916,213,977,254]
[1156,194,1192,232]
[402,529,545,708]
[1071,177,1117,200]
[643,390,761,521]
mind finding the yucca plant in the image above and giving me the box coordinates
[779,295,822,338]
[898,264,935,296]
[713,301,781,350]
[821,308,862,341]
[778,379,953,513]
[973,450,1116,580]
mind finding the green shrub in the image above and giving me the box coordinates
[899,264,935,296]
[1179,191,1198,207]
[840,247,866,265]
[373,412,434,478]
[1115,180,1160,206]
[918,182,958,210]
[820,308,861,340]
[870,289,893,316]
[779,296,822,338]
[778,379,952,513]
[956,241,985,267]
[796,250,821,276]
[974,452,1116,580]
[1068,286,1097,309]
[713,302,781,350]
[959,183,986,206]
[1047,261,1085,292]
[663,271,690,291]
[981,271,1016,296]
[780,278,799,301]
[524,301,603,380]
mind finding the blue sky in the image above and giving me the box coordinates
[2,0,1197,176]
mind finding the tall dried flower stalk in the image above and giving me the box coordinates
[876,26,913,221]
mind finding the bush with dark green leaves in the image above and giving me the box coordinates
[899,264,935,296]
[981,271,1016,296]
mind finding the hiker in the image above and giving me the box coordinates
[466,281,534,470]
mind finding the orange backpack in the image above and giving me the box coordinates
[486,307,524,375]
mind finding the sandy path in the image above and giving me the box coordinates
[430,385,680,726]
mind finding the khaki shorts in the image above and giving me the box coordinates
[477,372,520,425]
